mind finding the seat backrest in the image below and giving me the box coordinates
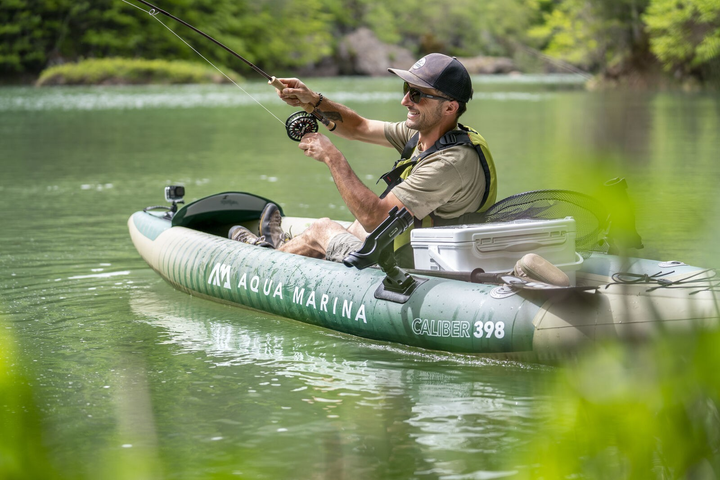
[171,192,283,230]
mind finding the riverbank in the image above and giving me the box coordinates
[19,44,709,92]
[29,29,522,87]
[35,58,241,86]
[31,55,520,88]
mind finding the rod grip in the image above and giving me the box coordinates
[301,104,336,131]
[268,76,286,91]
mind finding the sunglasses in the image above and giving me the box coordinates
[403,82,453,103]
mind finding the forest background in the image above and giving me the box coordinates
[1,0,719,86]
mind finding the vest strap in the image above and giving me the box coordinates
[378,124,497,261]
[378,126,491,208]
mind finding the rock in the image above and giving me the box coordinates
[337,28,415,76]
[297,28,517,77]
[295,56,340,78]
[457,56,517,74]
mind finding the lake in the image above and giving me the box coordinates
[1,76,719,479]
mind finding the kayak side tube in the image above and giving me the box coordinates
[129,211,545,354]
[130,211,720,357]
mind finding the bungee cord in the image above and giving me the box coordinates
[607,268,720,295]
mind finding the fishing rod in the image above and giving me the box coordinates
[124,0,334,141]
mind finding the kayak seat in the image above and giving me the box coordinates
[171,192,284,237]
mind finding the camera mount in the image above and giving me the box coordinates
[144,185,186,218]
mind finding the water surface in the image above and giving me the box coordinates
[2,76,719,478]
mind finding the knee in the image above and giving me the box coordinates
[304,217,348,248]
[304,217,336,235]
[314,217,336,230]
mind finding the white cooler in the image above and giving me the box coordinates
[411,217,583,284]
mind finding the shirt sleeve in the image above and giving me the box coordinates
[384,122,415,154]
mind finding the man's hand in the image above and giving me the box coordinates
[275,78,318,108]
[298,133,340,164]
[298,134,411,232]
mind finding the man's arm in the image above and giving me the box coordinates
[276,78,392,148]
[299,133,410,231]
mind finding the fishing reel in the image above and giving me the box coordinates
[285,111,319,141]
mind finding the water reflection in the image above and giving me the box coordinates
[0,78,581,112]
[128,287,549,478]
[3,77,717,478]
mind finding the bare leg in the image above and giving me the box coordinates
[346,220,370,241]
[278,218,350,258]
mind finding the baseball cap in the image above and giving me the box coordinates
[388,53,473,103]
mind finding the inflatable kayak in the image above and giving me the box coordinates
[128,188,720,360]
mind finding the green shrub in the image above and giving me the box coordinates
[36,58,241,86]
[0,323,60,479]
[516,331,720,479]
[644,0,720,82]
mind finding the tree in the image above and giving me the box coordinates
[643,0,720,79]
[0,0,335,77]
[528,0,652,75]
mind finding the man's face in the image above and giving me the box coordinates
[401,83,449,131]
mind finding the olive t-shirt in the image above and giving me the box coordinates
[383,121,486,220]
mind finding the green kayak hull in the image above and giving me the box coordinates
[129,207,720,358]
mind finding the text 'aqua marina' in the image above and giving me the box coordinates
[207,263,367,323]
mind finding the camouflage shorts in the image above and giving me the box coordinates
[325,232,363,263]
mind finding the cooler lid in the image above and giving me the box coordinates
[410,217,576,243]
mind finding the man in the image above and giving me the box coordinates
[230,53,497,267]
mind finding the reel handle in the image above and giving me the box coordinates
[269,76,336,132]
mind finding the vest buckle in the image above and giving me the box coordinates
[440,133,457,145]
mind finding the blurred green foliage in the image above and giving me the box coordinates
[528,0,650,73]
[320,0,543,58]
[0,0,562,78]
[644,0,720,79]
[517,330,720,479]
[35,57,240,85]
[529,0,720,84]
[0,0,334,76]
[0,324,59,480]
[2,0,719,84]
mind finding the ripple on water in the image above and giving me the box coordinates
[0,86,398,112]
[0,83,558,112]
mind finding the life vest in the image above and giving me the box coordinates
[378,124,497,262]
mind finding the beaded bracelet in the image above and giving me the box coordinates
[314,93,324,108]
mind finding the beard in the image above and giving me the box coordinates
[405,101,445,131]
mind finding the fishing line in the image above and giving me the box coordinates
[119,0,328,139]
[119,0,283,124]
